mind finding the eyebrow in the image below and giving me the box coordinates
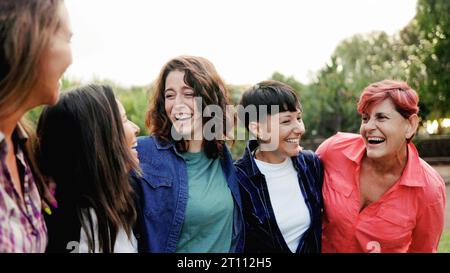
[363,112,390,116]
[164,86,192,93]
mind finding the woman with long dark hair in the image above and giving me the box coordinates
[36,85,140,253]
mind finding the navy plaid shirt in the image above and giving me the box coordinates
[234,140,323,253]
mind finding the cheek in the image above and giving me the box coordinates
[124,124,133,143]
[48,42,72,73]
[188,99,199,116]
[359,124,366,135]
[165,101,172,117]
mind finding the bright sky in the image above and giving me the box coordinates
[64,0,417,87]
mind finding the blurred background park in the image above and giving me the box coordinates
[26,0,449,251]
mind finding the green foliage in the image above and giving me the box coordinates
[271,0,450,138]
[115,86,151,136]
[414,0,450,118]
[439,230,450,253]
[23,0,449,153]
[25,77,81,125]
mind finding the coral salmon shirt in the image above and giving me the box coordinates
[316,133,445,253]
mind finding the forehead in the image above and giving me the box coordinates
[165,70,187,87]
[278,109,302,117]
[116,99,125,115]
[57,3,72,32]
[364,98,396,114]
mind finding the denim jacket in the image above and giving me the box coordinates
[234,140,323,253]
[134,136,244,253]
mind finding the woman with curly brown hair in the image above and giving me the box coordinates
[135,55,244,253]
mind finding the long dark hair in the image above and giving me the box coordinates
[146,55,233,159]
[36,84,138,252]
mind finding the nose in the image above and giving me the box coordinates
[364,117,377,131]
[132,121,140,136]
[293,119,305,135]
[174,93,186,106]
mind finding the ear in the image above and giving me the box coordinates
[248,121,259,138]
[406,114,419,139]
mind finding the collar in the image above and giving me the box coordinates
[341,135,425,188]
[154,136,175,150]
[0,131,6,155]
[239,139,266,178]
[0,124,29,154]
[15,123,29,143]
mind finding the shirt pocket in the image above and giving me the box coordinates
[326,170,353,198]
[140,163,173,189]
[372,206,414,250]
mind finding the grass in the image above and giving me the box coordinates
[438,230,450,253]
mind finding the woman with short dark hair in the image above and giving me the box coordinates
[235,80,323,253]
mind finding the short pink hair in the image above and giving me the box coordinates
[357,80,419,118]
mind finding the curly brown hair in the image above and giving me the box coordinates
[146,56,233,159]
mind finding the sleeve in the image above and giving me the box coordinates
[315,136,334,160]
[408,182,446,253]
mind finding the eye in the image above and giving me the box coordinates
[185,92,194,98]
[361,116,369,123]
[377,115,388,121]
[281,119,290,124]
[164,92,175,99]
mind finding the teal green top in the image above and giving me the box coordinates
[176,151,234,253]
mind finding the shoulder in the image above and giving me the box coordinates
[136,136,165,162]
[317,132,361,152]
[137,135,157,150]
[417,158,446,204]
[298,149,321,169]
[234,152,248,170]
[316,132,362,160]
[297,150,323,181]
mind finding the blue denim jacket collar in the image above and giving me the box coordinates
[240,139,263,179]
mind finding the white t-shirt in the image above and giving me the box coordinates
[254,157,311,253]
[78,208,138,253]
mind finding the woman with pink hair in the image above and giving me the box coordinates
[317,80,446,253]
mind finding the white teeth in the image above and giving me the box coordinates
[285,138,299,143]
[174,113,192,121]
[367,137,385,142]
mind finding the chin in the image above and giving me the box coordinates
[43,88,60,106]
[285,148,301,157]
[365,150,385,160]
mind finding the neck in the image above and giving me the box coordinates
[0,110,26,141]
[364,144,408,176]
[255,148,287,164]
[187,139,203,153]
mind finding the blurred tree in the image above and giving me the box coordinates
[412,0,450,118]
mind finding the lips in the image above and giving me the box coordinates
[367,136,385,145]
[285,138,300,144]
[174,113,192,121]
